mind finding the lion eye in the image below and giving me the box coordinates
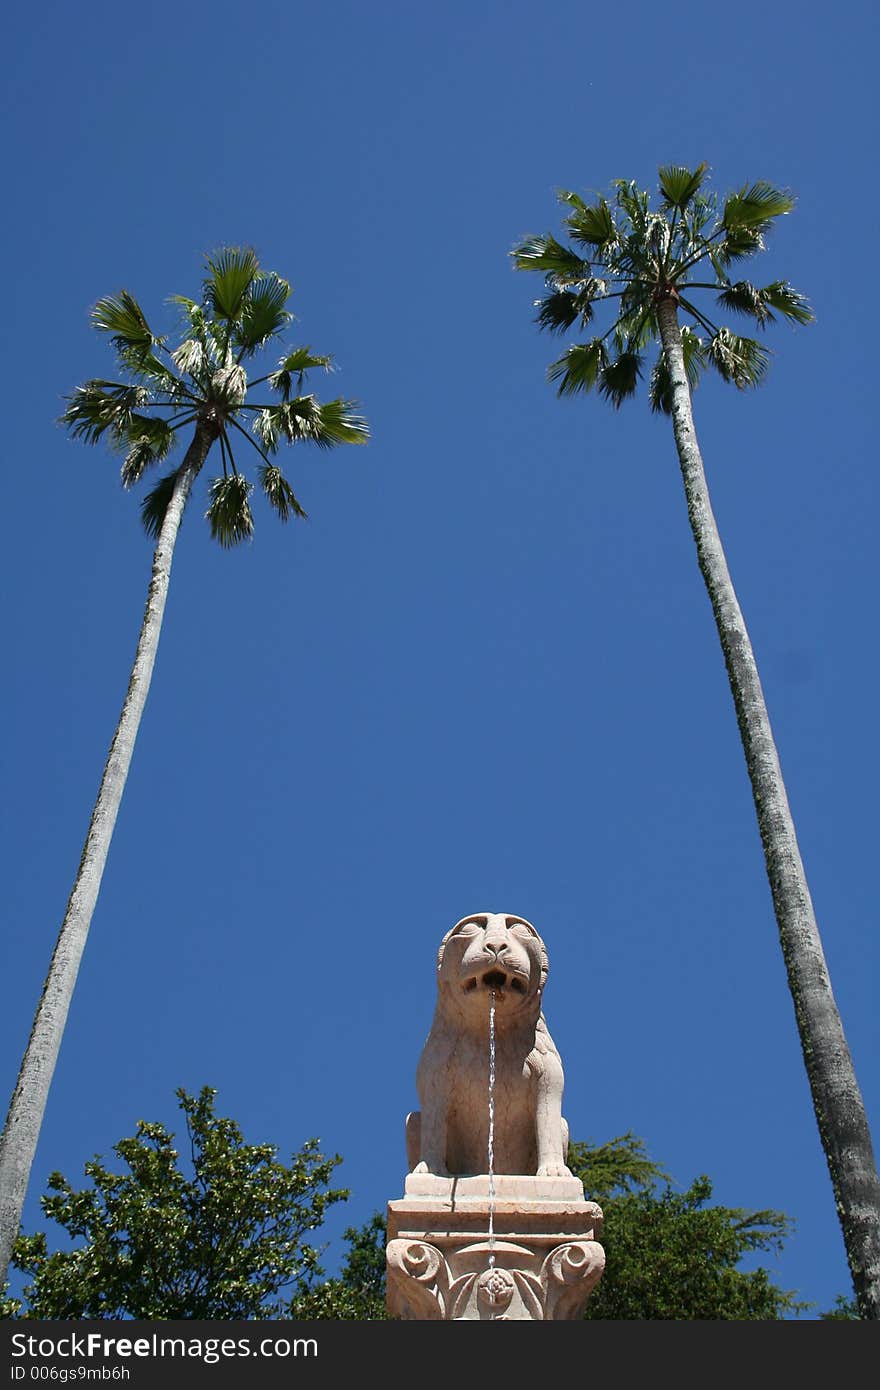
[507,921,534,940]
[455,919,486,937]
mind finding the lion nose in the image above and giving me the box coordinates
[483,930,509,957]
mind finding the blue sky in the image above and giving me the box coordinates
[2,0,877,1317]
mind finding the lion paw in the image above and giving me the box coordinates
[537,1163,572,1178]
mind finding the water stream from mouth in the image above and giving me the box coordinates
[487,989,496,1267]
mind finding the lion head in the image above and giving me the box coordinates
[435,912,548,1031]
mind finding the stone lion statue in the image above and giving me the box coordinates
[406,912,570,1178]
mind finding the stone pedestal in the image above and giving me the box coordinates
[387,1174,604,1320]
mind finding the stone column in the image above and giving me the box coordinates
[387,1173,604,1321]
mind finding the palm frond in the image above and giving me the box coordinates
[256,397,368,450]
[723,182,794,232]
[60,381,151,444]
[534,286,602,335]
[547,340,607,397]
[649,352,673,416]
[716,280,771,324]
[118,346,183,393]
[716,279,812,328]
[759,281,814,326]
[205,474,255,547]
[170,300,222,363]
[614,181,651,241]
[556,189,589,214]
[564,196,619,251]
[121,416,176,487]
[123,412,176,448]
[304,397,369,448]
[234,273,292,354]
[650,328,707,414]
[707,248,732,280]
[204,247,261,321]
[681,192,717,247]
[141,470,181,538]
[713,225,765,265]
[268,347,332,399]
[612,303,654,355]
[679,325,707,388]
[598,351,642,408]
[168,294,198,317]
[658,163,708,210]
[253,409,281,454]
[511,234,591,285]
[91,292,153,353]
[258,463,307,522]
[707,326,770,387]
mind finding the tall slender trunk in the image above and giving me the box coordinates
[655,293,880,1317]
[0,425,215,1290]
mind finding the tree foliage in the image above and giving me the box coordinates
[512,166,812,411]
[60,247,369,543]
[570,1134,804,1319]
[291,1213,388,1320]
[2,1089,347,1320]
[820,1295,858,1320]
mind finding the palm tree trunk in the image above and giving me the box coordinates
[654,293,880,1317]
[0,425,215,1290]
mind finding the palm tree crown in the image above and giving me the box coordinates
[512,164,813,409]
[61,247,368,540]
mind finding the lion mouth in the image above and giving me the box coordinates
[462,969,527,996]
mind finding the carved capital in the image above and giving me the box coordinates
[387,1234,605,1319]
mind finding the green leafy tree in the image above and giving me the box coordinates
[291,1213,388,1320]
[821,1295,859,1320]
[2,1088,347,1319]
[513,167,880,1317]
[570,1134,802,1319]
[0,250,368,1289]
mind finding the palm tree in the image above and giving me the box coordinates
[0,249,368,1289]
[512,167,880,1317]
